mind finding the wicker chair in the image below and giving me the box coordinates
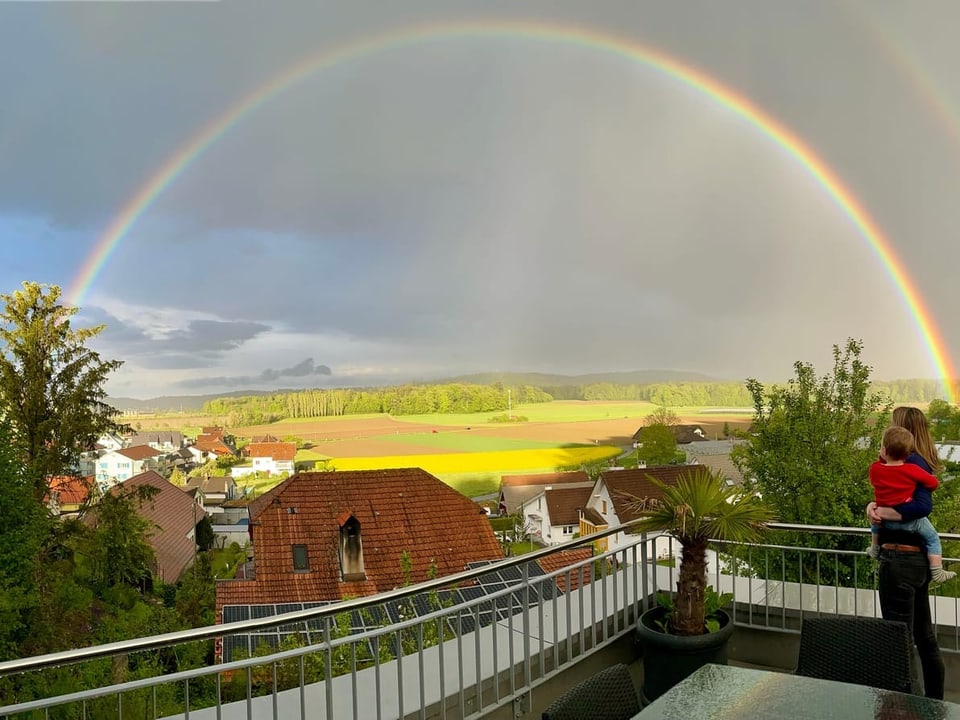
[795,616,914,693]
[541,663,640,720]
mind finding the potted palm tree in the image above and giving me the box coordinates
[628,466,774,703]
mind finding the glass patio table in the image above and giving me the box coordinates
[633,663,960,719]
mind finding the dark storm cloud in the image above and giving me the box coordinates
[4,0,960,397]
[176,358,333,389]
[258,358,332,381]
[162,320,270,353]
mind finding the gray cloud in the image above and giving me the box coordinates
[4,1,960,397]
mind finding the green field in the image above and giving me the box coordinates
[372,432,571,452]
[399,401,662,426]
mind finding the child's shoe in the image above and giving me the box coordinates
[930,567,956,588]
[865,545,880,560]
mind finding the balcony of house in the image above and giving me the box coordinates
[2,523,959,719]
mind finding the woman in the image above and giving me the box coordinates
[867,406,945,698]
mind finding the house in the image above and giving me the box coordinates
[95,445,163,489]
[521,485,594,546]
[632,424,707,446]
[46,475,97,518]
[193,435,237,460]
[238,441,297,476]
[184,474,238,515]
[250,434,280,443]
[127,431,184,453]
[215,468,503,626]
[682,439,745,487]
[498,471,593,516]
[581,465,693,552]
[96,432,126,452]
[91,470,205,583]
[161,446,198,476]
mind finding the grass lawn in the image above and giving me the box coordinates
[210,544,248,580]
[504,541,541,556]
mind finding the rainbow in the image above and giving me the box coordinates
[65,19,956,400]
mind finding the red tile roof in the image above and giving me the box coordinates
[600,466,692,524]
[46,475,95,506]
[537,548,593,592]
[244,441,296,462]
[216,468,503,611]
[117,444,162,461]
[194,437,235,456]
[544,486,594,526]
[103,471,204,583]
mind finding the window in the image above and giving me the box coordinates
[601,500,607,514]
[563,525,574,535]
[292,544,309,571]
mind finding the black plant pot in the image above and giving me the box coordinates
[636,605,734,705]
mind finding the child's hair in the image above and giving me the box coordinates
[882,426,915,461]
[892,406,941,473]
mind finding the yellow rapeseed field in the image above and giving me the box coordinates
[327,445,620,474]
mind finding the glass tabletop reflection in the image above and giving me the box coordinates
[634,664,960,720]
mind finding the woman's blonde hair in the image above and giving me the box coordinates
[891,406,941,474]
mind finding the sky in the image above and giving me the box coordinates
[2,1,960,400]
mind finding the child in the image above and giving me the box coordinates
[867,425,955,586]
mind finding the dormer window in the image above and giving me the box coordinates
[338,513,366,582]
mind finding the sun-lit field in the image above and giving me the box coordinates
[127,400,754,498]
[313,445,620,474]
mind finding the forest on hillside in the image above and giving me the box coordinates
[198,378,950,426]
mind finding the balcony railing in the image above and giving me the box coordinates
[1,523,958,720]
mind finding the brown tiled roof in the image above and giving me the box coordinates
[217,468,503,611]
[600,465,692,524]
[202,427,225,438]
[537,548,593,593]
[105,471,204,583]
[251,434,280,443]
[632,425,706,444]
[544,486,594,526]
[185,475,235,495]
[580,507,607,526]
[118,444,162,460]
[244,441,296,462]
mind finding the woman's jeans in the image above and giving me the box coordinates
[879,548,945,698]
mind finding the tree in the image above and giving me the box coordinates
[628,467,774,635]
[645,405,680,427]
[0,282,124,500]
[636,424,684,466]
[0,419,47,659]
[732,339,890,529]
[83,484,159,590]
[195,515,215,552]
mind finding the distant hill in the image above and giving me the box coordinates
[441,370,721,386]
[107,370,722,413]
[108,389,282,413]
